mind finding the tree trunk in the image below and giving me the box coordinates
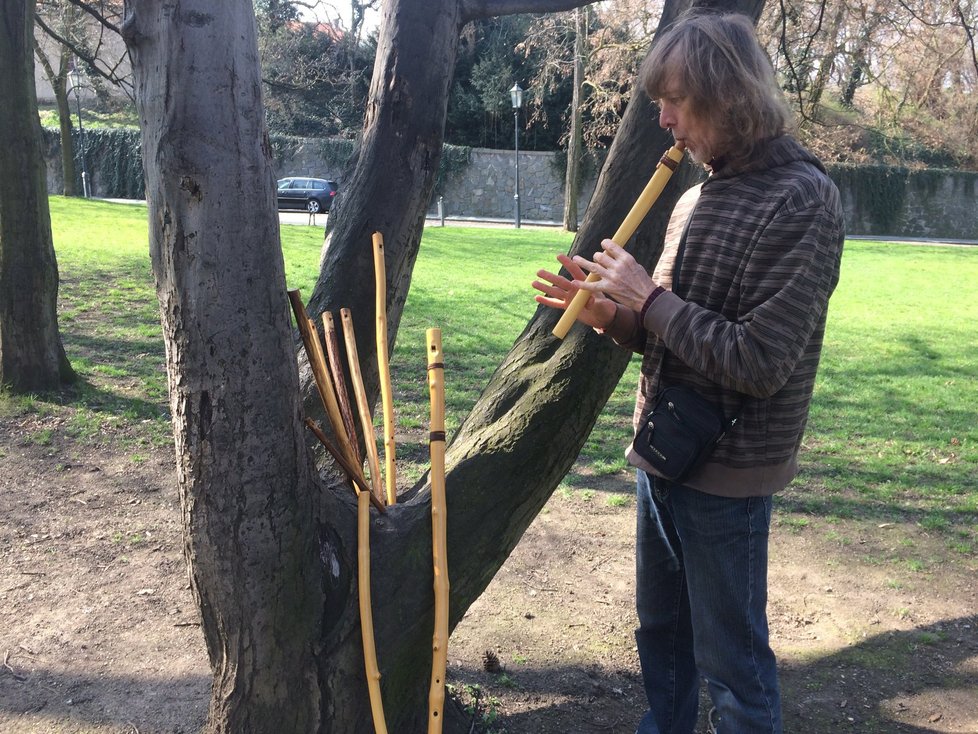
[563,6,585,232]
[805,3,846,121]
[33,38,78,197]
[0,0,75,392]
[122,2,326,731]
[57,79,78,197]
[120,0,763,731]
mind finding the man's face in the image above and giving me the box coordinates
[656,81,716,165]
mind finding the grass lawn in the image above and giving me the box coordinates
[9,197,978,551]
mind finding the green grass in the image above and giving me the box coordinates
[4,199,977,558]
[39,104,140,131]
[784,240,978,543]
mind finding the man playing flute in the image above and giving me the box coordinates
[533,11,845,734]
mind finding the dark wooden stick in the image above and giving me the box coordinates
[304,418,386,514]
[322,311,362,467]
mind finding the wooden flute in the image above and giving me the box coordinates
[425,328,450,734]
[357,488,388,734]
[551,141,685,339]
[372,232,397,505]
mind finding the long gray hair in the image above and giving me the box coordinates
[640,11,791,167]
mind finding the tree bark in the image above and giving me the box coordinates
[0,0,75,392]
[122,2,325,731]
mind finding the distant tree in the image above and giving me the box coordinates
[34,0,134,196]
[34,0,133,100]
[258,7,376,138]
[760,0,978,168]
[564,6,587,231]
[0,0,75,391]
[33,1,81,196]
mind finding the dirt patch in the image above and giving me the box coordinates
[2,408,976,733]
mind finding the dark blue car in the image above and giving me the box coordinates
[276,177,338,214]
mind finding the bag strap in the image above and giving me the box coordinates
[662,209,744,431]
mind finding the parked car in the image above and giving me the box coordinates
[276,177,338,214]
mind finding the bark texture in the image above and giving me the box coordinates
[0,0,75,392]
[123,2,324,731]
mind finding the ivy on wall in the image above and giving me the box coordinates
[830,164,909,231]
[434,143,472,196]
[42,127,145,198]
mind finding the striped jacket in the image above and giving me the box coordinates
[606,135,845,497]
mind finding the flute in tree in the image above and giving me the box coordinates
[286,290,359,470]
[425,328,450,734]
[322,311,362,468]
[341,308,386,507]
[303,418,385,513]
[372,232,397,505]
[357,489,388,734]
[551,141,685,339]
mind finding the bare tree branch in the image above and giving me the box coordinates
[461,0,596,23]
[954,0,978,79]
[34,8,134,101]
[64,0,121,34]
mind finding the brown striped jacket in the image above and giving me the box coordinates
[607,135,845,497]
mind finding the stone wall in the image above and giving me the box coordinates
[833,166,978,240]
[425,147,978,241]
[429,148,598,225]
[43,129,978,240]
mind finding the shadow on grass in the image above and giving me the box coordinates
[20,373,169,428]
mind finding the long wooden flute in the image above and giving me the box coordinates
[341,308,386,508]
[551,141,685,339]
[372,232,397,505]
[357,488,388,734]
[425,328,450,734]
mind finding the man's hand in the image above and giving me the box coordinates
[533,253,617,330]
[572,239,658,313]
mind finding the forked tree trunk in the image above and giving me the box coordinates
[0,0,75,392]
[121,0,762,731]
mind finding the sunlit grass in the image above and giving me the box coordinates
[4,198,974,556]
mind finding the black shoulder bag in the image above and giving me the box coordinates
[631,225,740,484]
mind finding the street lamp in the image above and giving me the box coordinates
[510,82,524,229]
[70,65,90,198]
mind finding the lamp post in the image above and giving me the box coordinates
[510,82,523,229]
[70,65,90,198]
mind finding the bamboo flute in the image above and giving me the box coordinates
[552,142,686,339]
[425,328,450,734]
[340,308,386,507]
[306,316,360,470]
[303,418,385,513]
[286,290,359,470]
[372,232,398,505]
[357,488,388,734]
[322,311,362,468]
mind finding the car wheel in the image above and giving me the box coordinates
[307,199,322,214]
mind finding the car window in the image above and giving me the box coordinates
[311,180,326,190]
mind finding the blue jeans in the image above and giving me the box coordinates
[634,471,782,734]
